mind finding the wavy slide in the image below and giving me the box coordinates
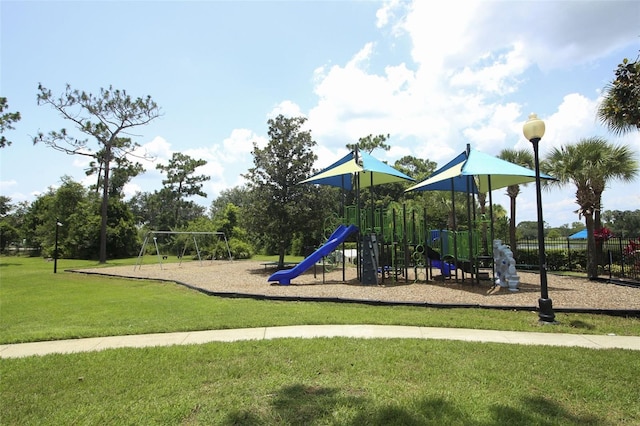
[268,224,359,285]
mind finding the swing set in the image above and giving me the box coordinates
[135,231,232,270]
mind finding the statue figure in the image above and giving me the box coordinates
[493,240,520,292]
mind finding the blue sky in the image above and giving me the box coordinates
[1,0,639,228]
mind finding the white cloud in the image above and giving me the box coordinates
[68,147,95,176]
[401,1,639,73]
[450,43,529,95]
[123,131,262,201]
[541,94,600,155]
[401,2,480,71]
[616,131,640,154]
[308,0,638,167]
[375,0,399,28]
[309,3,535,163]
[131,136,172,174]
[387,143,412,160]
[122,182,141,200]
[7,0,637,227]
[0,180,18,192]
[139,136,172,160]
[516,1,640,70]
[463,102,523,153]
[183,147,225,180]
[310,144,351,172]
[299,0,639,228]
[267,100,305,120]
[463,126,506,151]
[0,180,31,204]
[221,128,266,159]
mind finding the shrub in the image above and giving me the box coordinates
[546,250,568,271]
[229,238,252,259]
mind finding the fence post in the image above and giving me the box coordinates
[619,237,625,278]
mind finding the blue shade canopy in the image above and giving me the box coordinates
[299,150,414,189]
[568,229,587,239]
[405,148,556,193]
[404,151,479,194]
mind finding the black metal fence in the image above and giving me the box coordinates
[515,236,640,282]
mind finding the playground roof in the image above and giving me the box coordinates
[405,148,556,194]
[299,150,414,189]
[406,151,479,194]
[568,229,587,239]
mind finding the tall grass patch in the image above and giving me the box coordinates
[2,338,638,424]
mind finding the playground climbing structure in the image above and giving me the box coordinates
[333,203,492,284]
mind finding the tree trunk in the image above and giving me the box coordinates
[585,213,598,279]
[174,181,183,228]
[277,240,286,269]
[95,161,103,194]
[99,145,111,264]
[594,189,604,266]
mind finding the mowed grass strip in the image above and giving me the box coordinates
[2,338,639,425]
[2,256,640,425]
[1,256,640,344]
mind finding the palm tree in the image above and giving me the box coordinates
[543,137,638,279]
[498,148,534,257]
[597,54,640,136]
[589,142,638,230]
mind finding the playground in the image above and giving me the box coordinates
[106,146,638,311]
[265,203,507,289]
[77,260,640,311]
[263,146,556,288]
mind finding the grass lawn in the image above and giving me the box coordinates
[2,256,640,424]
[2,256,640,344]
[3,338,639,424]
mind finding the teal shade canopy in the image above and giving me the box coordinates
[405,148,556,193]
[299,150,414,189]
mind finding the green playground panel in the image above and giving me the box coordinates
[337,205,482,260]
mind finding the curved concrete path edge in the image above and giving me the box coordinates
[2,324,640,359]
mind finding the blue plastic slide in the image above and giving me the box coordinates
[268,224,359,285]
[430,259,454,276]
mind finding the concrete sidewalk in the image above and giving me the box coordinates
[2,325,640,359]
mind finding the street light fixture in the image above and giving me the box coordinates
[523,113,555,324]
[54,219,63,274]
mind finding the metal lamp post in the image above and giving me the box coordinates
[54,219,63,274]
[523,113,555,323]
